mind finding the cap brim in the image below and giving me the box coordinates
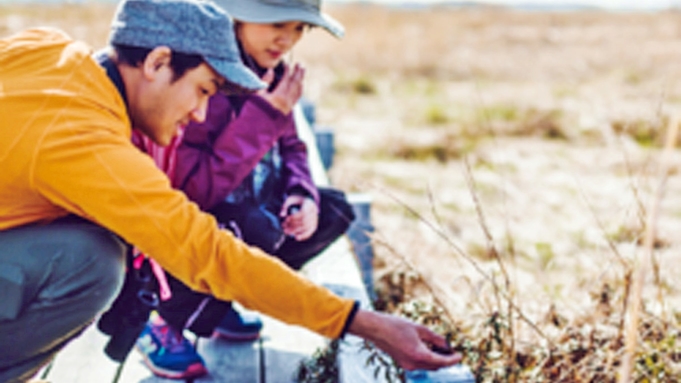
[218,0,344,39]
[205,57,266,94]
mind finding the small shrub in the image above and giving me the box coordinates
[611,119,664,147]
[513,109,567,139]
[294,340,340,383]
[386,132,475,163]
[535,242,555,270]
[424,104,450,125]
[352,76,377,94]
[480,104,520,122]
[608,224,668,248]
[331,76,377,95]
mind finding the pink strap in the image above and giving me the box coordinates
[129,131,184,302]
[132,248,172,301]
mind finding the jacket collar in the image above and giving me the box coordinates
[93,48,129,108]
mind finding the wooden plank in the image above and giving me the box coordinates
[261,316,326,383]
[303,238,363,288]
[195,329,260,382]
[301,237,392,383]
[329,285,390,383]
[255,235,372,383]
[115,330,257,383]
[292,104,329,187]
[115,347,168,383]
[44,324,120,383]
[115,352,162,383]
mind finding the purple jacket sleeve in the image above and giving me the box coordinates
[173,93,289,210]
[173,93,319,211]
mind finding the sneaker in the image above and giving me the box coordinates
[136,321,208,379]
[213,306,263,341]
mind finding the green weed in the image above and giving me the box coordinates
[294,340,340,383]
[424,104,450,125]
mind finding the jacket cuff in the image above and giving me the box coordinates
[338,301,360,339]
[286,181,320,207]
[249,94,288,120]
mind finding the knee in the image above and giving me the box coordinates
[323,194,356,228]
[66,228,126,314]
[321,199,356,236]
[92,236,126,307]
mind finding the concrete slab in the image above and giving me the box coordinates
[43,325,120,383]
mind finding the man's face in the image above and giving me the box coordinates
[130,48,223,146]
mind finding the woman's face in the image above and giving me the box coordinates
[237,21,309,68]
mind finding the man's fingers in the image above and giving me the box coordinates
[417,325,452,353]
[392,325,462,371]
[408,351,463,371]
[397,337,462,371]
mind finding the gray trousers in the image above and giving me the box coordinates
[0,216,126,383]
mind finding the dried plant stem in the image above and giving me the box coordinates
[371,234,460,325]
[574,179,630,269]
[615,126,649,229]
[462,157,517,362]
[376,185,551,345]
[618,116,679,383]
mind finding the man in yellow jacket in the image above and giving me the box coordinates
[0,0,461,381]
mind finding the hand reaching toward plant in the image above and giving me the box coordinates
[258,63,305,116]
[348,309,462,371]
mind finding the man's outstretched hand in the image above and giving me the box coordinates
[348,309,462,371]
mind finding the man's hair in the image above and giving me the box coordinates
[113,44,205,81]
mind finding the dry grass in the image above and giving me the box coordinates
[6,3,681,381]
[306,5,681,382]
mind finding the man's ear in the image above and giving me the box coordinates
[142,46,172,81]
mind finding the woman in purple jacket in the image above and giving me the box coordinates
[127,0,355,379]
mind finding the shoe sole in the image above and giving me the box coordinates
[213,328,260,342]
[135,345,208,379]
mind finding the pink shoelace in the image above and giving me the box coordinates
[149,322,190,353]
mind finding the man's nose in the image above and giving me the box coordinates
[190,99,208,123]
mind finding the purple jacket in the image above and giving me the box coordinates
[172,92,319,211]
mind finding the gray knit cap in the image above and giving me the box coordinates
[215,0,344,39]
[109,0,266,92]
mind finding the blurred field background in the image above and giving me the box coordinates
[5,2,681,380]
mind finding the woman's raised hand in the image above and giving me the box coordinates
[258,63,305,115]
